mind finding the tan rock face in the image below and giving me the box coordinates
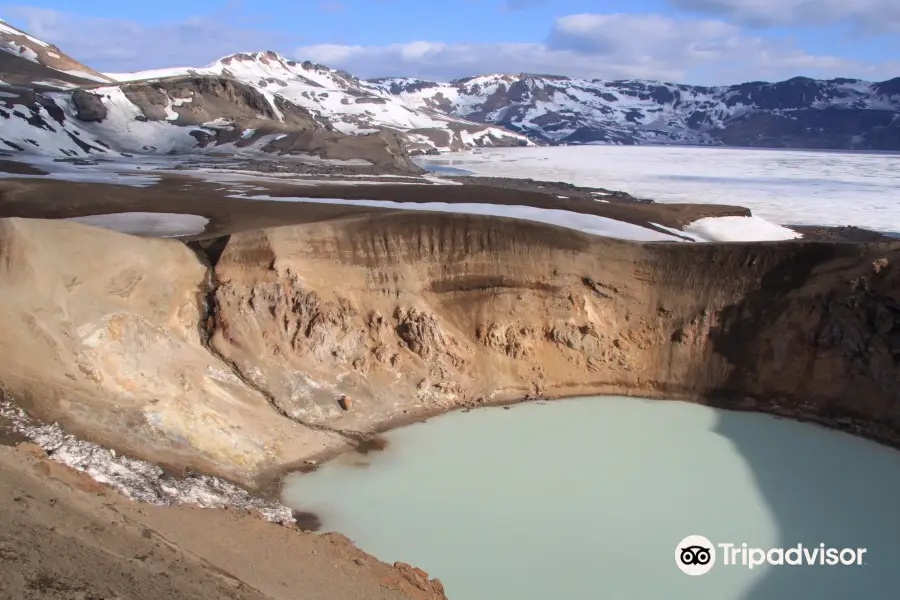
[1,215,899,487]
[0,218,337,486]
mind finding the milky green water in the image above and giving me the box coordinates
[282,397,900,599]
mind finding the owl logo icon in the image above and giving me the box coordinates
[676,535,716,575]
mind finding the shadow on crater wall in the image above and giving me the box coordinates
[703,243,900,599]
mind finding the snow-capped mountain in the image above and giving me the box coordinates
[105,52,533,155]
[0,21,438,170]
[371,74,900,150]
[3,15,898,163]
[0,21,528,165]
[0,71,420,171]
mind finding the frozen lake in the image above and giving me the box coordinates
[419,146,900,234]
[283,397,900,600]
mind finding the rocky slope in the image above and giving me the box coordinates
[371,74,900,149]
[0,442,447,600]
[1,215,898,492]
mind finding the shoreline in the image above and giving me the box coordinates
[258,385,900,503]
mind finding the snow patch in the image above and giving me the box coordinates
[649,222,705,242]
[684,216,802,242]
[58,69,109,83]
[66,212,209,237]
[0,20,50,47]
[0,401,294,525]
[229,193,684,242]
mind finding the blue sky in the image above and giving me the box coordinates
[2,0,898,83]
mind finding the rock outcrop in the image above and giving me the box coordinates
[1,215,899,489]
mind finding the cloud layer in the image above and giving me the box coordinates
[1,5,291,72]
[296,13,896,83]
[669,0,900,32]
[1,5,896,84]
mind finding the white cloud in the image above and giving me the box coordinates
[0,6,895,84]
[669,0,900,32]
[0,5,293,72]
[295,13,898,84]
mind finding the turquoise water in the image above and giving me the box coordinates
[282,397,900,599]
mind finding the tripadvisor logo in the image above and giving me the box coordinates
[675,535,868,576]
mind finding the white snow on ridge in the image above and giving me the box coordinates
[0,84,299,160]
[45,87,202,155]
[377,74,900,147]
[58,68,110,83]
[66,212,209,237]
[684,216,802,242]
[105,52,531,152]
[0,19,49,47]
[104,67,199,82]
[0,101,95,155]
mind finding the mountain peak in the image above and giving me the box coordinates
[214,50,297,68]
[0,18,114,86]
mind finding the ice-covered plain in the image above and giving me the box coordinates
[421,146,900,233]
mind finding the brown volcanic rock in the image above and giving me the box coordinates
[1,214,900,488]
[71,89,107,121]
[209,212,900,456]
[1,212,900,600]
[0,217,337,486]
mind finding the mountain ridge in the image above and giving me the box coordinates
[99,49,534,155]
[2,15,899,158]
[369,72,900,149]
[0,24,530,163]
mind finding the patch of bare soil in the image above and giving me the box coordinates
[790,224,894,242]
[0,415,28,446]
[0,160,48,176]
[0,443,446,600]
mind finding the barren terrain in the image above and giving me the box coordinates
[1,211,898,492]
[0,443,446,600]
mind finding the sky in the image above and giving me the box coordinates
[1,0,898,84]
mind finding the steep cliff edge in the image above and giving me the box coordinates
[1,215,899,491]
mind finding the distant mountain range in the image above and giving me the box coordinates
[371,74,900,150]
[1,17,898,164]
